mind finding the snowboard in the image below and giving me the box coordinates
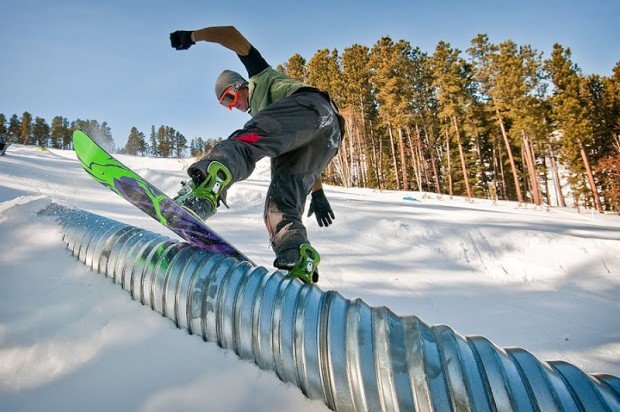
[72,130,253,264]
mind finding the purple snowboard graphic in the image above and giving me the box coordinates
[73,130,252,264]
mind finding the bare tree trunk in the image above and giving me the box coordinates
[347,115,355,186]
[522,131,541,206]
[495,108,524,203]
[397,127,410,190]
[574,192,581,213]
[521,150,530,202]
[538,142,551,207]
[417,134,430,192]
[491,138,500,200]
[546,144,566,207]
[452,115,472,199]
[344,113,357,187]
[435,145,444,196]
[475,131,488,195]
[387,121,401,190]
[368,119,380,189]
[579,140,604,213]
[544,171,551,207]
[445,128,453,199]
[357,97,368,187]
[338,148,350,188]
[421,122,442,196]
[329,153,347,187]
[353,106,367,188]
[406,127,422,191]
[527,134,543,206]
[357,131,366,187]
[377,124,384,190]
[497,138,508,199]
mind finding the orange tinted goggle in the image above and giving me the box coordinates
[218,87,239,110]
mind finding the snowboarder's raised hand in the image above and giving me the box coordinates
[170,30,195,50]
[308,189,335,227]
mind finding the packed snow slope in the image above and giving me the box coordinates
[1,144,619,411]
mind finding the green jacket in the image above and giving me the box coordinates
[249,67,306,115]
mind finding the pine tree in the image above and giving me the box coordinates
[605,62,620,146]
[157,126,171,158]
[19,112,33,145]
[0,114,6,136]
[501,42,546,205]
[168,127,176,156]
[469,35,524,203]
[594,61,620,211]
[196,137,206,155]
[189,138,197,157]
[282,53,307,82]
[412,50,444,195]
[50,116,68,149]
[8,115,20,142]
[306,48,344,105]
[149,125,158,157]
[462,97,494,198]
[583,71,619,211]
[430,41,473,199]
[62,119,72,149]
[545,44,603,212]
[125,127,147,155]
[174,130,187,157]
[369,37,418,191]
[341,44,375,187]
[32,117,50,147]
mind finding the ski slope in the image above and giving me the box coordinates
[1,144,618,411]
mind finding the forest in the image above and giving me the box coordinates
[275,35,619,213]
[2,34,619,212]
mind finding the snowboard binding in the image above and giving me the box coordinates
[285,243,320,284]
[175,161,232,221]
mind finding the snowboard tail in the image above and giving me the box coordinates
[72,130,252,263]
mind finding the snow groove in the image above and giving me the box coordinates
[41,204,620,411]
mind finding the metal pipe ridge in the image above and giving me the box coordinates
[40,204,620,411]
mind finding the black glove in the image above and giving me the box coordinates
[170,30,195,50]
[308,189,335,227]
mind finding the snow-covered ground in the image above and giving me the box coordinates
[1,144,618,411]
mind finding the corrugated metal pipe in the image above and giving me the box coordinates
[41,204,620,411]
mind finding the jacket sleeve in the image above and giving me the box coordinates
[192,26,269,77]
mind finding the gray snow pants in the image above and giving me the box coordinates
[188,91,343,265]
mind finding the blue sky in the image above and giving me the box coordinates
[1,0,618,149]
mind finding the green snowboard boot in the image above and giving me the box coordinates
[282,243,321,284]
[174,161,232,221]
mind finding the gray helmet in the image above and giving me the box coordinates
[215,70,248,99]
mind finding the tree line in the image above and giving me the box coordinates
[3,34,618,212]
[0,113,115,152]
[276,34,620,212]
[0,112,221,159]
[124,126,222,158]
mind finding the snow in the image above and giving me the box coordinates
[1,144,619,411]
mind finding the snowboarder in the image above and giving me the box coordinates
[0,134,9,156]
[170,26,344,283]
